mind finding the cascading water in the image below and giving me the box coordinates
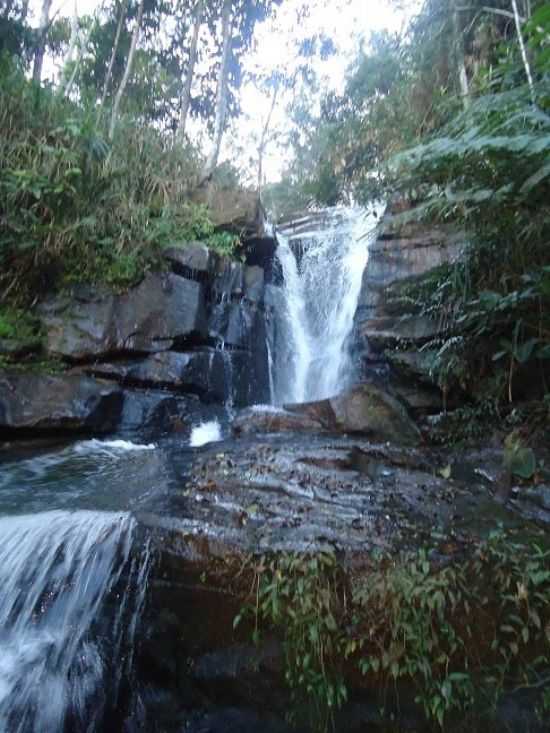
[268,206,379,405]
[0,443,154,733]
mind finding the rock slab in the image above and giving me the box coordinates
[234,383,420,445]
[0,373,123,434]
[40,272,207,361]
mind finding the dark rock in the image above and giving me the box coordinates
[87,351,228,402]
[232,407,324,436]
[330,384,421,444]
[184,708,297,733]
[389,378,443,413]
[40,272,207,361]
[0,372,123,436]
[118,389,198,435]
[0,338,42,359]
[234,384,420,444]
[191,187,266,237]
[361,315,444,351]
[283,383,421,445]
[243,266,264,304]
[163,243,213,277]
[386,349,438,386]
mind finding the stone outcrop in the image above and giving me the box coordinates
[86,351,228,401]
[233,383,421,445]
[40,272,207,361]
[355,214,464,413]
[1,234,274,439]
[0,373,123,435]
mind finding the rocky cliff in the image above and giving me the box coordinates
[354,211,464,415]
[0,238,274,440]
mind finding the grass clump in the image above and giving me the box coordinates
[0,307,42,344]
[236,530,550,731]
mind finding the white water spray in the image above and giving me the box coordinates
[0,510,150,733]
[189,420,223,447]
[269,207,378,405]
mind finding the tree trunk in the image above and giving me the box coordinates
[452,0,470,110]
[201,0,232,182]
[63,18,96,100]
[177,0,204,141]
[100,0,128,109]
[257,82,279,193]
[109,0,145,140]
[32,0,53,85]
[511,0,535,103]
[58,2,79,96]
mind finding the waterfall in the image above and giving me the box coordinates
[269,206,378,405]
[0,510,151,733]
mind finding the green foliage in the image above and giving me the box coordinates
[351,530,550,728]
[237,532,550,730]
[235,552,347,731]
[0,57,239,299]
[0,307,42,344]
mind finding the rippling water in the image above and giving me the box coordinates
[0,434,206,732]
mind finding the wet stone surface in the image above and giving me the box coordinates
[139,433,547,565]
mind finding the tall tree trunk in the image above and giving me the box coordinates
[100,0,128,109]
[257,81,279,193]
[511,0,535,103]
[63,19,96,100]
[201,0,232,182]
[177,0,204,141]
[32,0,53,85]
[109,0,145,140]
[58,2,79,96]
[452,0,470,110]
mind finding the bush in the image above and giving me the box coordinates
[0,56,239,301]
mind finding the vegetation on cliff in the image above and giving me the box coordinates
[0,0,282,302]
[280,0,550,414]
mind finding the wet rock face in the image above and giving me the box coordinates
[87,351,229,402]
[21,241,274,437]
[0,373,123,435]
[40,273,208,361]
[232,407,327,436]
[355,218,464,414]
[234,383,420,445]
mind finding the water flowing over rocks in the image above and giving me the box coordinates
[1,218,274,440]
[1,201,548,732]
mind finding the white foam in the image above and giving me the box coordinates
[189,420,222,447]
[249,404,285,413]
[73,439,155,455]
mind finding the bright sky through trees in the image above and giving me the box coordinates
[28,0,417,181]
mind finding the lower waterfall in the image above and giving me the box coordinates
[268,207,379,405]
[0,509,150,733]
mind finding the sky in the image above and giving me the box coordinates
[30,0,417,182]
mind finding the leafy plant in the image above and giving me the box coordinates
[237,532,550,730]
[235,552,347,731]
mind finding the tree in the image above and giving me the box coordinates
[201,0,233,181]
[99,0,128,109]
[32,0,53,84]
[257,75,280,192]
[177,0,204,141]
[109,0,145,139]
